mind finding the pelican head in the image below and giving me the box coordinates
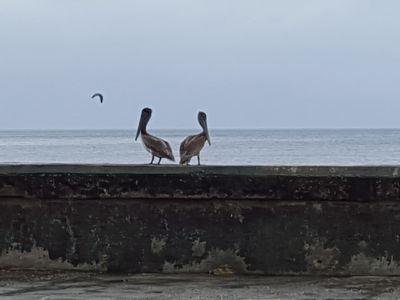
[198,111,211,146]
[135,107,152,141]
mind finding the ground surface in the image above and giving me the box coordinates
[0,271,400,299]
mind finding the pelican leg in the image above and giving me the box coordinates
[197,155,201,166]
[149,155,155,164]
[157,157,162,165]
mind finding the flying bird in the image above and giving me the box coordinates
[179,111,211,165]
[135,107,175,164]
[91,93,103,103]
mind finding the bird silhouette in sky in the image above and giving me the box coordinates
[91,93,103,103]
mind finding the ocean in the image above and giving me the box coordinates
[0,129,400,165]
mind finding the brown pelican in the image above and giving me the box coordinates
[91,93,103,103]
[179,112,211,165]
[135,108,175,164]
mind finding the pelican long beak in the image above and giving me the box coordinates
[204,122,211,146]
[135,114,144,141]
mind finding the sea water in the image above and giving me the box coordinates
[0,129,400,165]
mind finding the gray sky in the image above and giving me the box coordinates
[1,0,400,130]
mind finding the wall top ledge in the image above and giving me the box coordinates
[0,164,400,177]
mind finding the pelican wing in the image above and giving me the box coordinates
[142,134,175,161]
[179,134,206,164]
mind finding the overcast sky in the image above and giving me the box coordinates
[1,1,400,130]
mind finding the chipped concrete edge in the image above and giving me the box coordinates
[162,248,259,275]
[0,247,106,272]
[305,239,400,276]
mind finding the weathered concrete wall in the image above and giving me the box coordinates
[1,164,400,275]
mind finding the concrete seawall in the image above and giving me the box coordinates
[1,164,400,275]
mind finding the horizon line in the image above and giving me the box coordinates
[1,127,400,131]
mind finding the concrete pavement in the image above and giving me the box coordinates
[1,271,400,299]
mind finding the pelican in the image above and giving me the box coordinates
[135,108,175,164]
[91,93,103,103]
[179,112,211,165]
